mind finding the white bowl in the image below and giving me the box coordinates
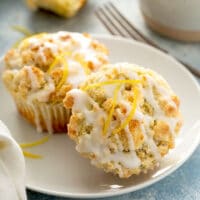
[139,0,200,41]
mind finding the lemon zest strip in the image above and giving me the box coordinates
[13,37,27,48]
[47,51,71,74]
[81,79,141,91]
[23,151,42,159]
[102,84,121,136]
[47,52,71,89]
[113,87,139,134]
[20,136,49,148]
[12,25,32,36]
[47,54,63,74]
[56,58,69,89]
[81,79,141,136]
[74,55,90,75]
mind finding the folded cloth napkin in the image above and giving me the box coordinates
[0,120,27,200]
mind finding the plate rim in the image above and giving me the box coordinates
[1,34,200,199]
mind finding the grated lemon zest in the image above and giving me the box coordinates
[102,84,121,136]
[113,87,139,134]
[81,79,141,91]
[23,151,42,159]
[20,136,49,148]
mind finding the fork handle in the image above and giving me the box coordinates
[134,33,200,78]
[145,41,200,77]
[175,58,200,77]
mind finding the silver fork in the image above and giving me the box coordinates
[95,2,200,78]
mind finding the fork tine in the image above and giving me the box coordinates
[96,6,131,38]
[96,2,200,77]
[109,2,166,51]
[95,9,118,36]
[108,2,200,77]
[105,3,145,42]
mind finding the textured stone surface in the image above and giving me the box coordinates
[0,0,199,199]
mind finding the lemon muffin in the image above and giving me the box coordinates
[2,31,108,133]
[64,63,182,178]
[26,0,86,18]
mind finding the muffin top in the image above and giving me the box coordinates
[27,0,86,18]
[64,63,182,178]
[2,31,108,104]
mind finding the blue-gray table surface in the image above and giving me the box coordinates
[0,0,199,199]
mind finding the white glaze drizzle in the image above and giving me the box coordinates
[22,31,108,92]
[25,66,40,90]
[68,64,180,174]
[30,104,42,133]
[41,105,53,134]
[69,89,141,172]
[28,76,55,103]
[141,74,178,135]
[21,66,56,132]
[15,31,108,95]
[66,60,87,87]
[34,31,107,71]
[10,31,108,133]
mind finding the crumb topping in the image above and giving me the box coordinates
[64,63,182,178]
[3,31,108,103]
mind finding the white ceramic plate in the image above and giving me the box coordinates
[0,35,200,199]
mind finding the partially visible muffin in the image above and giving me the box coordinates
[2,31,108,133]
[64,63,182,178]
[26,0,86,18]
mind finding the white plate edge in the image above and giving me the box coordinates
[1,34,200,198]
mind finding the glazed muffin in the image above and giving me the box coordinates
[64,63,182,178]
[2,31,108,133]
[26,0,86,18]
